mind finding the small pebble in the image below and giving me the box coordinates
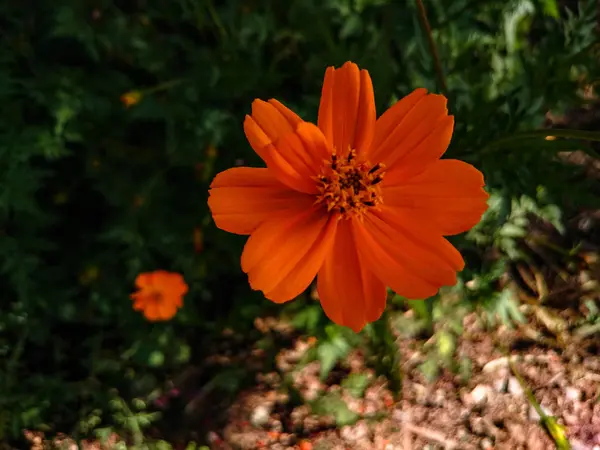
[480,438,493,449]
[483,356,517,373]
[469,384,491,406]
[569,439,588,450]
[528,405,552,422]
[413,383,428,405]
[469,417,486,435]
[507,377,524,396]
[250,404,272,428]
[270,419,283,432]
[340,421,369,442]
[565,386,581,402]
[433,388,446,406]
[493,377,508,393]
[563,413,579,425]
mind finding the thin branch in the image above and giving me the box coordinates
[415,0,448,95]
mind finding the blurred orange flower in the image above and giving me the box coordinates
[120,90,142,108]
[208,61,489,332]
[131,270,188,321]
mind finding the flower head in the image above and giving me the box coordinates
[120,90,143,108]
[208,62,489,332]
[131,270,188,321]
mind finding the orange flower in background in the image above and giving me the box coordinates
[208,62,489,332]
[120,90,142,108]
[131,270,188,321]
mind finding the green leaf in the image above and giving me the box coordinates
[406,298,429,320]
[154,440,173,450]
[499,223,527,238]
[419,358,440,383]
[310,392,360,427]
[540,0,559,19]
[132,398,146,410]
[292,305,322,333]
[317,325,354,380]
[341,373,370,398]
[437,330,456,361]
[485,289,526,326]
[175,344,191,364]
[317,341,344,380]
[503,0,534,53]
[340,15,362,39]
[148,351,165,368]
[483,129,600,157]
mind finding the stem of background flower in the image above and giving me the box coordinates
[369,308,403,399]
[415,0,448,95]
[206,0,228,39]
[481,128,600,157]
[504,348,572,449]
[144,78,186,95]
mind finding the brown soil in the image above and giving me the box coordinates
[201,311,600,450]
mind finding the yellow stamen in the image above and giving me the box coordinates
[315,149,385,219]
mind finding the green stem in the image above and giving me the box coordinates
[481,129,600,157]
[506,350,572,449]
[376,308,403,399]
[415,0,448,95]
[144,78,185,95]
[206,0,228,40]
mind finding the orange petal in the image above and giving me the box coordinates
[317,62,375,156]
[246,99,302,154]
[155,273,188,297]
[371,88,427,154]
[241,207,337,303]
[382,159,489,235]
[267,99,303,128]
[209,167,315,235]
[243,99,317,193]
[295,122,332,173]
[131,292,148,310]
[318,67,335,145]
[143,303,162,321]
[272,122,332,182]
[370,90,452,177]
[134,272,154,289]
[317,219,387,332]
[354,207,464,300]
[157,300,178,320]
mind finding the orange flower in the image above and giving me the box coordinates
[131,270,188,321]
[208,62,489,332]
[120,90,142,108]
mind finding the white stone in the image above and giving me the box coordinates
[565,386,581,402]
[480,438,493,449]
[507,377,524,396]
[528,405,552,422]
[250,404,272,428]
[469,384,491,406]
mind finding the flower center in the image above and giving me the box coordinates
[147,290,164,305]
[315,149,385,218]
